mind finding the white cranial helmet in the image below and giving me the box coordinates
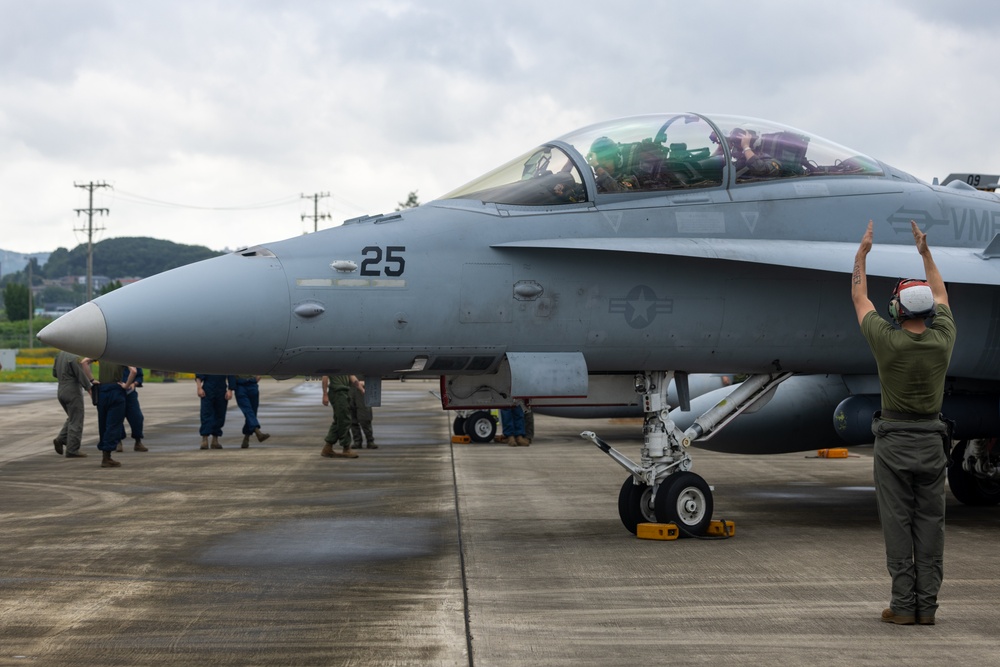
[888,279,935,322]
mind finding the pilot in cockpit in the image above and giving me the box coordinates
[587,136,639,193]
[550,170,582,203]
[728,128,781,178]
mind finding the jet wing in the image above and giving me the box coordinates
[493,237,1000,286]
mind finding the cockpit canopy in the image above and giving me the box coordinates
[442,113,884,206]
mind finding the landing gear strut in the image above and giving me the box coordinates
[585,370,791,535]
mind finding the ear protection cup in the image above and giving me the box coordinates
[888,297,901,322]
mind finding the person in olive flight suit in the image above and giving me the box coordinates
[52,351,97,458]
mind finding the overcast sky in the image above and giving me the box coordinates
[2,0,999,254]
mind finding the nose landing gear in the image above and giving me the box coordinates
[586,371,791,536]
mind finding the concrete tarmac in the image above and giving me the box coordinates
[0,378,998,666]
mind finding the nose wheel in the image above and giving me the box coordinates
[653,471,713,536]
[617,472,714,536]
[618,479,656,534]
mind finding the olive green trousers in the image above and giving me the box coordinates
[872,417,949,617]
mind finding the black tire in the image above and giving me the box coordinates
[948,440,1000,506]
[452,416,466,437]
[464,411,496,443]
[653,471,714,536]
[617,477,656,535]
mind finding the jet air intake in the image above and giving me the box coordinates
[833,395,1000,445]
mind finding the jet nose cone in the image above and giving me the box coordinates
[56,250,292,374]
[37,302,108,358]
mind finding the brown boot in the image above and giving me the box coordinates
[516,436,531,447]
[881,608,915,625]
[210,436,222,449]
[321,443,335,458]
[101,451,122,468]
[241,435,250,449]
[326,446,359,459]
[200,436,209,450]
[254,428,270,443]
[116,441,123,453]
[134,439,148,452]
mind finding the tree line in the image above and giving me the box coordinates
[3,191,423,322]
[1,237,222,321]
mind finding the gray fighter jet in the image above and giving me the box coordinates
[40,113,1000,535]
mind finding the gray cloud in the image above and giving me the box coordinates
[1,0,998,253]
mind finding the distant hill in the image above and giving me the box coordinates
[40,237,223,280]
[0,250,50,278]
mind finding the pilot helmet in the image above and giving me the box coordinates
[888,278,935,322]
[728,127,761,152]
[587,136,621,167]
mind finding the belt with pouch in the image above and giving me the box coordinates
[880,409,938,422]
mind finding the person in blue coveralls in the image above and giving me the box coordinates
[96,360,137,468]
[196,374,237,449]
[235,375,270,448]
[117,367,148,453]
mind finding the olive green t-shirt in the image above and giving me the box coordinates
[97,361,125,385]
[327,375,352,392]
[860,304,956,415]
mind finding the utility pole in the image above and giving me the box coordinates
[301,192,331,232]
[27,258,33,349]
[74,181,110,302]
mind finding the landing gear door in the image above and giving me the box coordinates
[441,351,589,409]
[507,351,588,398]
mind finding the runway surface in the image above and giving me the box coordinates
[0,378,997,666]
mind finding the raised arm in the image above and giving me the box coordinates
[911,220,949,308]
[80,357,96,383]
[852,220,876,324]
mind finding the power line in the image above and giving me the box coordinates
[301,192,331,233]
[112,189,302,211]
[74,181,111,302]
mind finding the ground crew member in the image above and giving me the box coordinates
[196,374,236,449]
[117,366,148,453]
[852,219,957,626]
[500,405,530,447]
[235,375,270,448]
[349,377,376,449]
[321,375,361,458]
[96,360,137,468]
[52,351,96,458]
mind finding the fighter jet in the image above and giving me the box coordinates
[40,113,1000,535]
